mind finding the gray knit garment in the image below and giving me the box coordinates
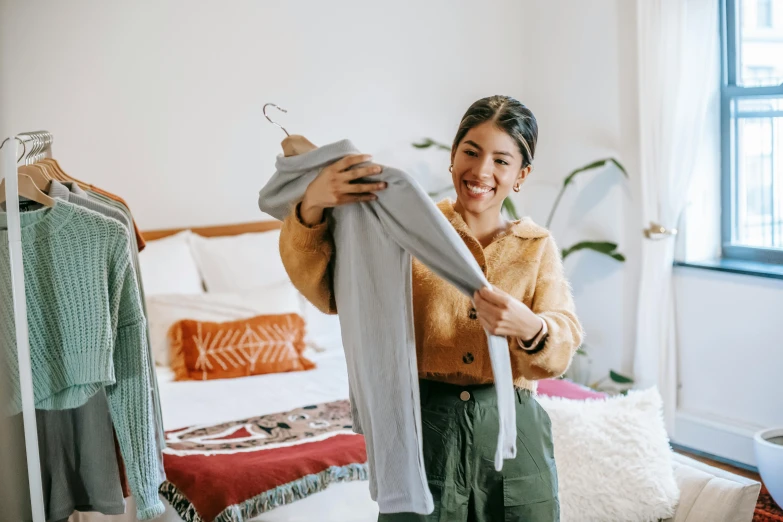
[6,390,126,521]
[83,186,168,480]
[258,140,516,515]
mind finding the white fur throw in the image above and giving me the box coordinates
[536,387,680,522]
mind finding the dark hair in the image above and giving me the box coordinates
[451,95,538,168]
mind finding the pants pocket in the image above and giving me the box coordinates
[420,409,453,482]
[515,395,557,472]
[502,464,560,522]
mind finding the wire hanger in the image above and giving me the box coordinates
[263,103,290,137]
[263,102,317,157]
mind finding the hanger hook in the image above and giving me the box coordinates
[0,137,27,162]
[263,103,290,137]
[36,131,47,162]
[37,131,49,162]
[28,131,50,164]
[28,133,37,164]
[29,133,40,165]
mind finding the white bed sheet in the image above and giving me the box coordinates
[157,349,351,429]
[72,350,379,522]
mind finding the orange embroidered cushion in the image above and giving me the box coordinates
[169,313,315,381]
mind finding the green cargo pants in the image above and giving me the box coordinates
[379,379,559,522]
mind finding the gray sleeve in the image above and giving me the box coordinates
[370,167,518,469]
[370,168,488,297]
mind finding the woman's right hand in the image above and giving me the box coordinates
[299,154,387,226]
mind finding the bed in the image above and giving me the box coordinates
[72,220,379,522]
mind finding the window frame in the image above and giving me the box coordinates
[758,0,773,27]
[720,0,783,265]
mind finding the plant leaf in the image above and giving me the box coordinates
[610,158,628,177]
[412,138,450,151]
[501,198,519,220]
[563,157,627,188]
[412,138,435,149]
[609,370,634,384]
[561,241,625,262]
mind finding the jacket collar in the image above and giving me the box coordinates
[437,199,549,240]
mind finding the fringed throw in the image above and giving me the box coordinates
[158,400,368,522]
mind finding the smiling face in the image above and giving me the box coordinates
[451,121,529,217]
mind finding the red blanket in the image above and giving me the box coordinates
[159,400,367,522]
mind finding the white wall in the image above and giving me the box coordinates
[676,269,783,427]
[515,0,642,385]
[0,0,527,229]
[673,267,783,464]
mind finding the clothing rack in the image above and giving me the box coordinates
[1,131,54,522]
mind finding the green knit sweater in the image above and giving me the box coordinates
[0,200,164,520]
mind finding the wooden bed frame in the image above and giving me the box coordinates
[142,220,282,241]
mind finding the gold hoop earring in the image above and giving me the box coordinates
[513,184,520,192]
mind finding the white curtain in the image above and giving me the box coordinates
[634,0,719,432]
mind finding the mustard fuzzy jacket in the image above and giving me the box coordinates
[279,199,584,391]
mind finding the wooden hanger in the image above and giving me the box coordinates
[40,158,67,181]
[0,172,55,208]
[263,103,317,157]
[40,158,68,182]
[16,132,57,186]
[40,157,90,191]
[18,164,51,191]
[31,159,59,181]
[282,135,317,157]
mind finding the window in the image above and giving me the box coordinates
[722,0,783,264]
[758,0,773,28]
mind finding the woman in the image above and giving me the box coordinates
[279,95,583,521]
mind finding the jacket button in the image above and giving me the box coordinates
[468,308,477,320]
[460,391,471,401]
[463,352,474,364]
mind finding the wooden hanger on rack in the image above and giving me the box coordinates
[12,133,53,190]
[38,157,90,193]
[263,103,317,157]
[19,131,86,190]
[18,164,51,190]
[40,158,70,181]
[0,134,55,208]
[0,173,55,208]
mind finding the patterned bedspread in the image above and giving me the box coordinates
[159,400,368,522]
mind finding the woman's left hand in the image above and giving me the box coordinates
[473,286,543,340]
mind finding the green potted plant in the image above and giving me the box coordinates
[414,138,634,390]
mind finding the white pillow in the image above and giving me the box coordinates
[536,388,679,522]
[188,230,288,293]
[146,282,301,367]
[138,230,204,296]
